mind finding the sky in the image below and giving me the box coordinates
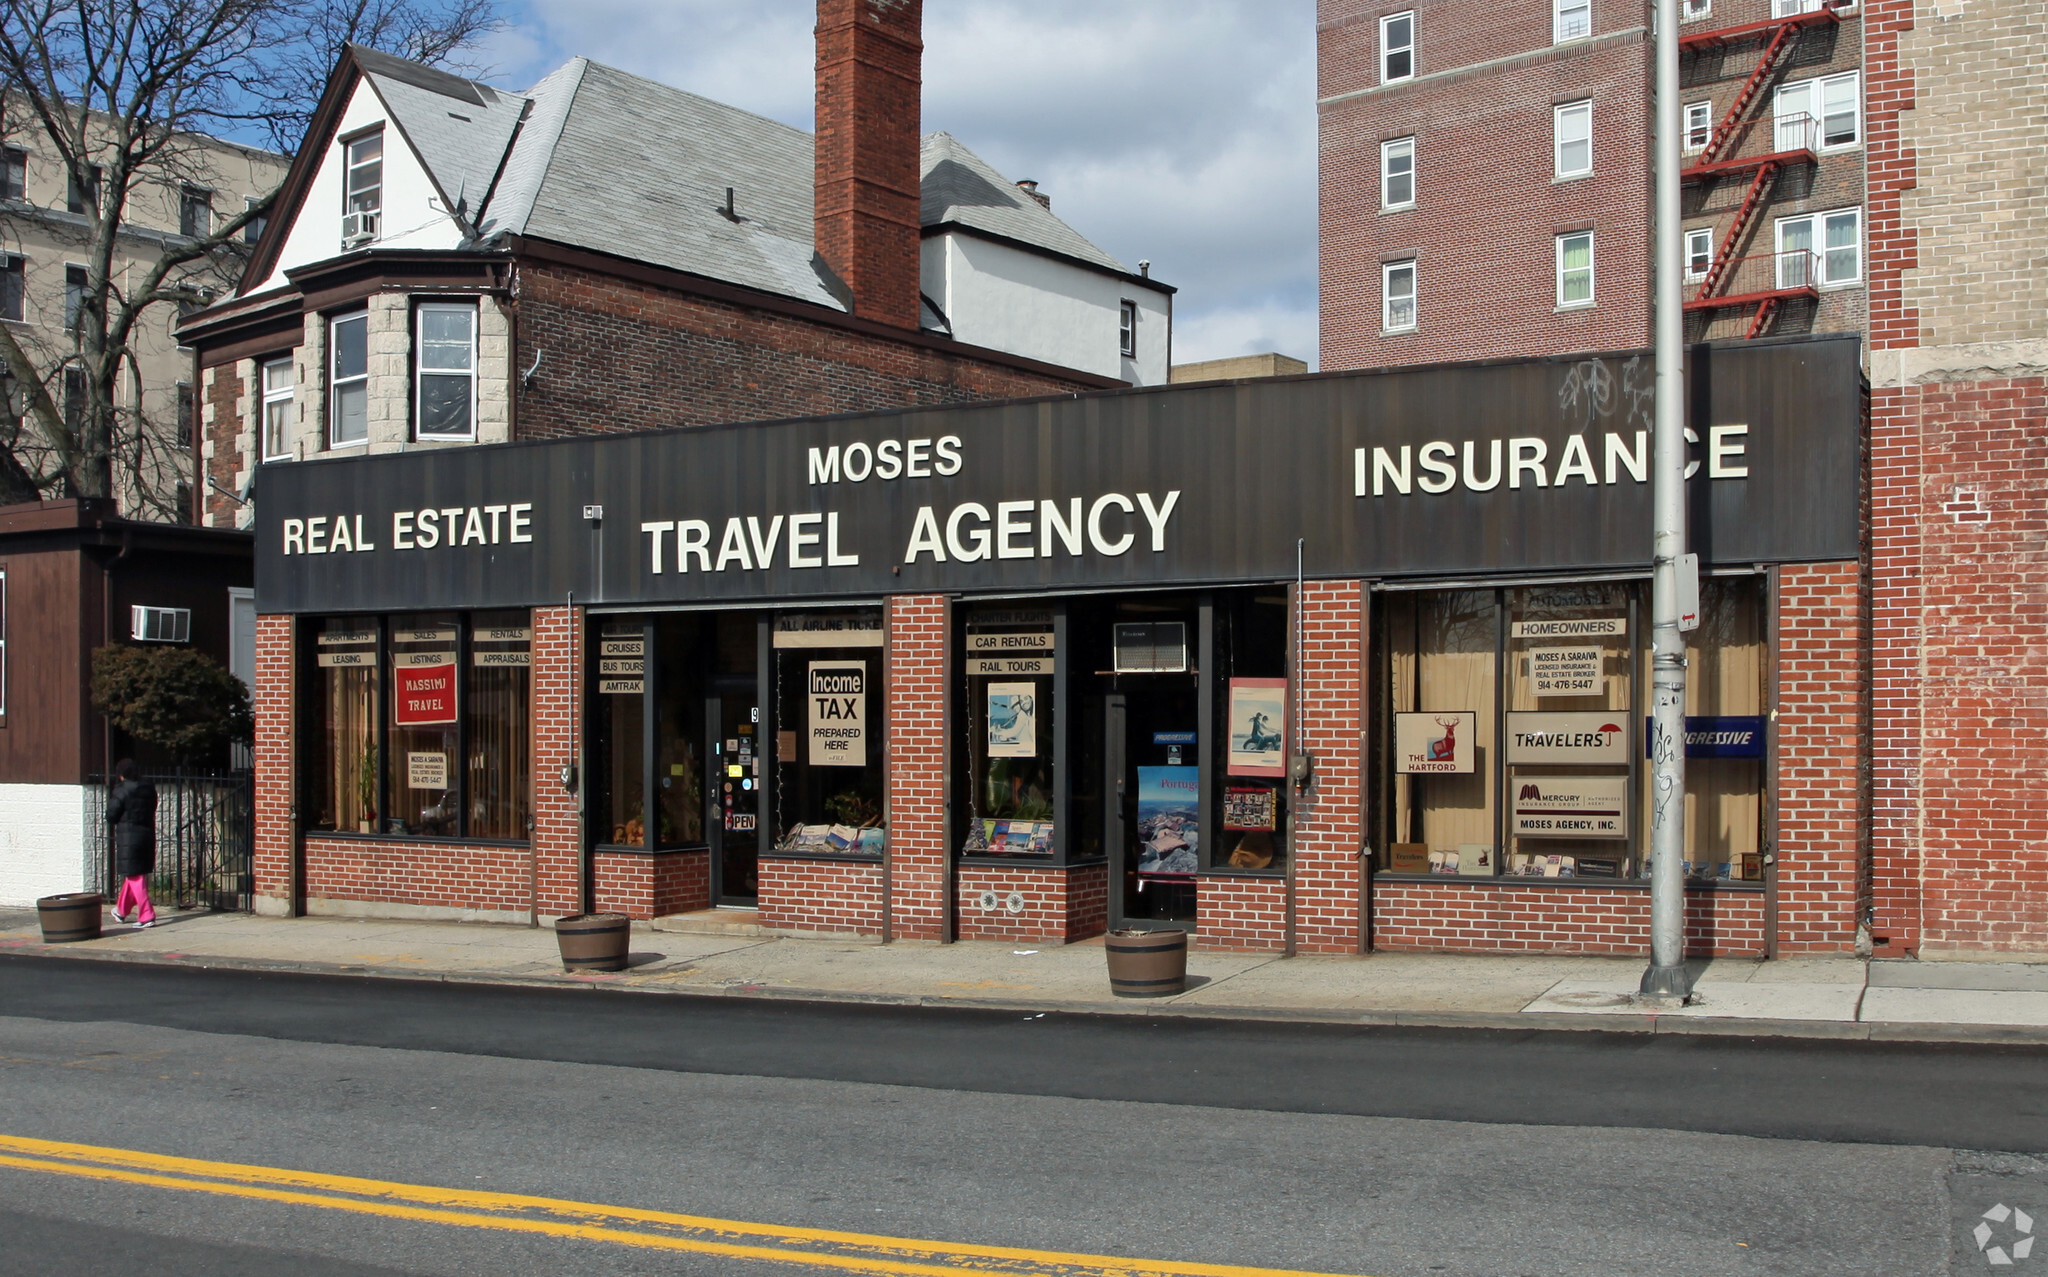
[477,0,1321,368]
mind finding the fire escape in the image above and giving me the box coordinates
[1679,3,1845,338]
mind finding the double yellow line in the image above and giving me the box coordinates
[0,1134,1370,1277]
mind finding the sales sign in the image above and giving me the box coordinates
[1513,777,1628,838]
[394,658,456,726]
[807,661,867,766]
[1506,712,1630,764]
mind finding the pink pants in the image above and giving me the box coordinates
[115,875,155,924]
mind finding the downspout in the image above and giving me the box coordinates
[1283,538,1304,959]
[570,588,590,916]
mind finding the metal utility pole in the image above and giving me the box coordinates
[1642,0,1693,1001]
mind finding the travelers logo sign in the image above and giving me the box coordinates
[1396,711,1477,774]
[1507,713,1630,764]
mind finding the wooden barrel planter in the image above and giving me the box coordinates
[37,893,104,944]
[554,912,631,973]
[1105,927,1188,998]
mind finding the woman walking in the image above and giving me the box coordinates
[107,759,158,928]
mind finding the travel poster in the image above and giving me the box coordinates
[987,683,1037,757]
[1226,678,1287,777]
[1135,766,1200,873]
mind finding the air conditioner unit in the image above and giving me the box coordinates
[132,605,192,644]
[341,209,380,244]
[1113,622,1188,674]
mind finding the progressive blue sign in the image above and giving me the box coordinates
[1646,716,1767,759]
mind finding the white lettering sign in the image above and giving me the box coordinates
[1509,618,1627,638]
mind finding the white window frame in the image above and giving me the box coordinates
[1554,100,1593,178]
[342,129,383,242]
[1554,0,1591,43]
[1380,137,1415,209]
[1684,227,1714,280]
[1683,101,1714,153]
[1555,231,1595,307]
[1382,260,1417,332]
[1682,0,1711,20]
[1771,0,1832,15]
[1777,71,1861,152]
[1380,11,1415,84]
[1776,207,1862,288]
[414,301,479,440]
[261,357,293,461]
[1118,299,1137,358]
[328,311,369,448]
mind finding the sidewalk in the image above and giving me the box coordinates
[5,907,2048,1043]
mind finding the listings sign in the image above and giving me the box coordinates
[807,661,866,767]
[394,658,456,726]
[1513,776,1628,838]
[1395,711,1478,774]
[1529,646,1605,697]
[1506,712,1630,765]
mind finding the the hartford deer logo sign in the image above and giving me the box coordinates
[1396,711,1477,775]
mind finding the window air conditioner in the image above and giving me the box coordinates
[132,605,192,643]
[341,210,380,244]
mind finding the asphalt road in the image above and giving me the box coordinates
[2,954,2042,1276]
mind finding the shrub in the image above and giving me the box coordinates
[91,643,254,763]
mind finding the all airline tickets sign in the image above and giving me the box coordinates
[254,336,1860,613]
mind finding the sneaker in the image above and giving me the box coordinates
[111,912,129,924]
[136,920,154,930]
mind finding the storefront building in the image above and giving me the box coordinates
[251,334,1865,954]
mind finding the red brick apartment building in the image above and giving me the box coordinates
[1317,0,2048,956]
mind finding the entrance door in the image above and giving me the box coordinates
[706,693,762,903]
[1108,682,1202,930]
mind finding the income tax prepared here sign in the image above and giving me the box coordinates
[1513,777,1628,838]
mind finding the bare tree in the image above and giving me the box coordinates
[0,0,500,519]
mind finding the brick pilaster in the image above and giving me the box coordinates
[252,613,295,915]
[532,605,583,917]
[885,594,948,939]
[1292,579,1366,953]
[1774,561,1866,954]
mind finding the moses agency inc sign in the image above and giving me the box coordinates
[254,335,1860,613]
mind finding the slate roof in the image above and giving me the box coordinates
[920,132,1129,275]
[318,49,1136,312]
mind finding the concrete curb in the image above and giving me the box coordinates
[10,939,2048,1045]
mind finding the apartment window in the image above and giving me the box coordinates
[1554,101,1593,177]
[1554,0,1591,42]
[64,264,87,330]
[1118,299,1137,358]
[1684,102,1714,152]
[262,357,293,461]
[1777,72,1860,152]
[1771,0,1830,15]
[329,311,368,446]
[1382,260,1416,331]
[1685,228,1714,280]
[0,256,22,322]
[62,366,85,430]
[243,196,267,246]
[416,302,478,439]
[1682,0,1711,19]
[1777,208,1861,287]
[179,186,211,238]
[0,149,24,202]
[342,130,383,241]
[1556,232,1595,307]
[1381,137,1415,209]
[66,165,100,215]
[1380,12,1415,83]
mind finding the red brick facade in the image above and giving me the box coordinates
[1372,882,1767,955]
[1773,561,1868,954]
[814,0,925,331]
[956,864,1108,945]
[884,594,950,940]
[594,850,710,921]
[760,857,886,936]
[252,613,295,916]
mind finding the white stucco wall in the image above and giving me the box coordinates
[922,233,1170,385]
[0,784,87,906]
[246,79,462,296]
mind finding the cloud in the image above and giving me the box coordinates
[486,0,1318,367]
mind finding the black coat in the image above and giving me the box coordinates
[107,778,158,878]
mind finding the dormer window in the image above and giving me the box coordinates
[342,130,383,246]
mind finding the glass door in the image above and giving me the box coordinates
[707,693,762,903]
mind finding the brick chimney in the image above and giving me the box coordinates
[814,0,923,330]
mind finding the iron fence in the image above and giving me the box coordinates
[86,770,254,913]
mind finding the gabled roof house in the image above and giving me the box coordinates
[180,2,1173,529]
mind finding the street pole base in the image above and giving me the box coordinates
[1639,962,1695,1004]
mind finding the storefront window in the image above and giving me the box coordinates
[771,610,886,855]
[1377,577,1767,882]
[468,611,532,840]
[593,620,646,847]
[1212,591,1291,873]
[654,616,706,848]
[308,617,379,832]
[961,607,1057,858]
[387,613,460,836]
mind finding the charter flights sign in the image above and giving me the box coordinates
[255,336,1860,613]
